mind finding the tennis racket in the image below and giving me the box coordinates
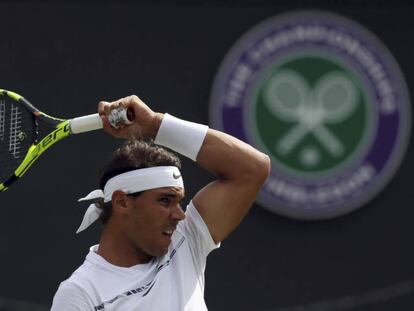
[0,89,132,191]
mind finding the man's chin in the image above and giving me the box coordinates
[151,245,170,258]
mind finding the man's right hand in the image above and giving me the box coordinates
[98,95,163,140]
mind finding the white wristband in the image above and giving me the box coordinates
[154,114,208,161]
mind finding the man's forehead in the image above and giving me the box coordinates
[150,186,185,197]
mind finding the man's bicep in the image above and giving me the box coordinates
[192,178,261,244]
[51,282,93,311]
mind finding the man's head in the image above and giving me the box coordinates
[97,140,185,258]
[99,140,181,190]
[97,140,181,224]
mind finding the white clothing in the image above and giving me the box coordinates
[51,202,219,311]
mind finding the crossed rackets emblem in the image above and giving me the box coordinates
[264,70,358,161]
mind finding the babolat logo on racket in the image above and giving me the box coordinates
[33,124,70,155]
[209,11,411,219]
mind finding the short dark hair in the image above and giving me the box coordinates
[96,140,181,224]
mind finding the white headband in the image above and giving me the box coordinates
[76,166,184,233]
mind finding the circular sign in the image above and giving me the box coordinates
[209,11,411,219]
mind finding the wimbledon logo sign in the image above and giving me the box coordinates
[209,11,411,219]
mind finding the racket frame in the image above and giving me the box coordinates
[0,90,91,191]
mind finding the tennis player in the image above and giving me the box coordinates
[51,95,270,310]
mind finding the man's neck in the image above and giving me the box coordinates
[97,225,152,267]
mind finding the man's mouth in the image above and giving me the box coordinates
[162,228,175,237]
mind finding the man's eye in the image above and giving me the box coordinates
[159,197,170,205]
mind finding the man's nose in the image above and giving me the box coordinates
[171,204,186,221]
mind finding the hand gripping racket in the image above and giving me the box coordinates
[0,89,132,191]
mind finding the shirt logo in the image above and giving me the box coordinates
[209,10,411,219]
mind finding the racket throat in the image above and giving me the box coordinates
[15,122,71,178]
[1,174,19,190]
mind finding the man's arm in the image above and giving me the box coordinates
[193,129,270,243]
[98,95,270,243]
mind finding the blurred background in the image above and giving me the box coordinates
[0,0,413,310]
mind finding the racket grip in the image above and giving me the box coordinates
[70,109,134,134]
[70,114,103,134]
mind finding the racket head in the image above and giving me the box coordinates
[0,90,38,188]
[0,89,69,191]
[0,89,130,191]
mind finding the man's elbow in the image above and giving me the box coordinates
[259,153,271,182]
[249,152,271,185]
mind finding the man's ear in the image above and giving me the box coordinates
[111,190,129,215]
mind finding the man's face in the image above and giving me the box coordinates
[124,186,185,259]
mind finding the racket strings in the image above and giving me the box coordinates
[0,96,36,183]
[9,104,23,159]
[0,100,5,142]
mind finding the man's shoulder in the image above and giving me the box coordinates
[51,277,94,311]
[60,253,99,290]
[176,201,220,259]
[52,250,104,310]
[55,279,85,295]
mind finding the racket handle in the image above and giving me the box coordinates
[70,114,103,134]
[70,108,134,134]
